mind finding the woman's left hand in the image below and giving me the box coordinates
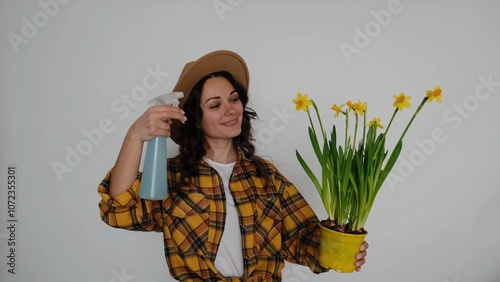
[355,241,369,271]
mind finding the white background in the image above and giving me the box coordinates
[1,1,499,281]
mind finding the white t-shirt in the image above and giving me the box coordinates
[203,158,244,277]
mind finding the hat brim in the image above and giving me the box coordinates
[170,50,249,145]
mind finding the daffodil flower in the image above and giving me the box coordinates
[426,85,442,103]
[368,117,384,128]
[352,100,367,116]
[331,103,344,118]
[393,93,412,111]
[293,92,313,112]
[346,100,355,112]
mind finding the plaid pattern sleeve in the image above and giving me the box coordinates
[98,169,164,232]
[272,168,328,274]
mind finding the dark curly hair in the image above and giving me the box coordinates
[178,70,266,183]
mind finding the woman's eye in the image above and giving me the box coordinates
[210,104,220,109]
[230,93,240,102]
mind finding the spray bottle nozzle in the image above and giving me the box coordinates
[148,92,184,107]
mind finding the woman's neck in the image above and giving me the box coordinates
[205,140,237,164]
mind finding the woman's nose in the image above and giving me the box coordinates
[223,103,236,115]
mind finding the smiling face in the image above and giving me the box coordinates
[198,76,244,146]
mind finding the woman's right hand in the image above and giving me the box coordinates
[109,105,187,198]
[127,105,187,143]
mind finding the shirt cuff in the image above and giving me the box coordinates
[98,169,142,208]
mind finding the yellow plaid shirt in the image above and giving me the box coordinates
[98,149,328,281]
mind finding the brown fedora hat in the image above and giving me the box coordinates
[169,50,249,145]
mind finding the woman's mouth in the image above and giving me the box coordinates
[221,119,238,127]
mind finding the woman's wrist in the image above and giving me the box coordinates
[124,126,145,147]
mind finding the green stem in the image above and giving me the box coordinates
[362,112,367,148]
[312,101,326,142]
[307,105,316,138]
[353,113,359,149]
[372,108,398,158]
[397,97,428,144]
[344,112,349,149]
[384,108,399,137]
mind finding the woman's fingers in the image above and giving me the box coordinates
[147,105,186,137]
[129,105,187,142]
[354,241,369,271]
[360,241,369,252]
[149,105,187,123]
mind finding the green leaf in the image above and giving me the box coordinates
[296,150,322,196]
[378,140,403,188]
[341,147,354,189]
[308,127,322,165]
[321,141,331,207]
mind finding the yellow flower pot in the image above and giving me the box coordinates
[319,224,367,273]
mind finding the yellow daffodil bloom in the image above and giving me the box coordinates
[368,117,384,128]
[331,103,344,118]
[393,92,412,111]
[346,100,354,112]
[352,100,367,116]
[426,85,442,103]
[293,92,313,112]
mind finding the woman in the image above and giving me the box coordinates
[98,50,368,281]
